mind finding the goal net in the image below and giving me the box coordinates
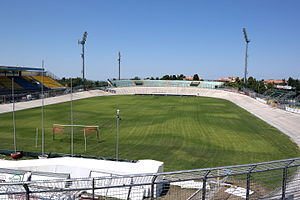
[52,124,100,151]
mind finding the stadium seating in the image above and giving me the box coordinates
[263,89,297,103]
[23,76,34,82]
[32,76,64,88]
[0,76,23,90]
[113,80,136,87]
[9,76,39,91]
[111,80,224,89]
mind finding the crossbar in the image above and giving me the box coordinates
[53,124,99,128]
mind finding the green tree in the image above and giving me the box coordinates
[247,77,255,87]
[193,74,199,81]
[177,74,186,80]
[257,80,266,94]
[288,77,294,86]
[131,76,141,80]
[161,75,170,80]
[266,82,274,90]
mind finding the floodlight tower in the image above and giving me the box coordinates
[118,51,121,80]
[78,31,88,90]
[243,28,250,84]
[41,61,45,156]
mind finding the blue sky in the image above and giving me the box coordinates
[0,0,299,80]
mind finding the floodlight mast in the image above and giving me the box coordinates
[70,78,74,156]
[118,52,121,80]
[41,61,45,155]
[12,77,16,153]
[78,31,88,90]
[243,28,250,84]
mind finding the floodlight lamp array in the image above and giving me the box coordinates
[243,28,250,43]
[78,31,88,45]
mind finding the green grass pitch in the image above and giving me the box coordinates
[0,95,299,171]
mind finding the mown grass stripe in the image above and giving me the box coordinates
[0,95,299,171]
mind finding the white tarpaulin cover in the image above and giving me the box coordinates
[170,180,210,190]
[0,157,163,200]
[0,157,163,178]
[225,186,254,199]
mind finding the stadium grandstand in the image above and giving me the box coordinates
[0,66,64,103]
[109,79,224,89]
[262,89,297,104]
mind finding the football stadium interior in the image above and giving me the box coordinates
[0,69,300,199]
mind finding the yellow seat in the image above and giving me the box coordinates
[23,76,34,82]
[32,76,64,88]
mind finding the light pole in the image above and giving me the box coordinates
[243,28,250,84]
[70,78,74,156]
[118,52,121,80]
[12,77,16,153]
[78,31,88,90]
[41,61,45,155]
[116,109,121,161]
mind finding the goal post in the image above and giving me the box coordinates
[52,124,100,151]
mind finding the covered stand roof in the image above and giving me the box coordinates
[0,65,44,72]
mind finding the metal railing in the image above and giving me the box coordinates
[0,87,77,105]
[45,70,60,81]
[1,157,300,199]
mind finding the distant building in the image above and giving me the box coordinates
[275,85,293,90]
[264,79,293,90]
[264,79,286,85]
[183,76,193,81]
[183,76,203,81]
[215,77,236,83]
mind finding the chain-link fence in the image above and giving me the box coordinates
[1,157,300,199]
[0,89,66,104]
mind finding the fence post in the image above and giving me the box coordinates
[246,173,251,200]
[246,165,256,200]
[23,184,30,200]
[150,175,158,200]
[281,160,294,200]
[202,170,211,200]
[282,167,287,200]
[92,178,95,200]
[127,177,134,200]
